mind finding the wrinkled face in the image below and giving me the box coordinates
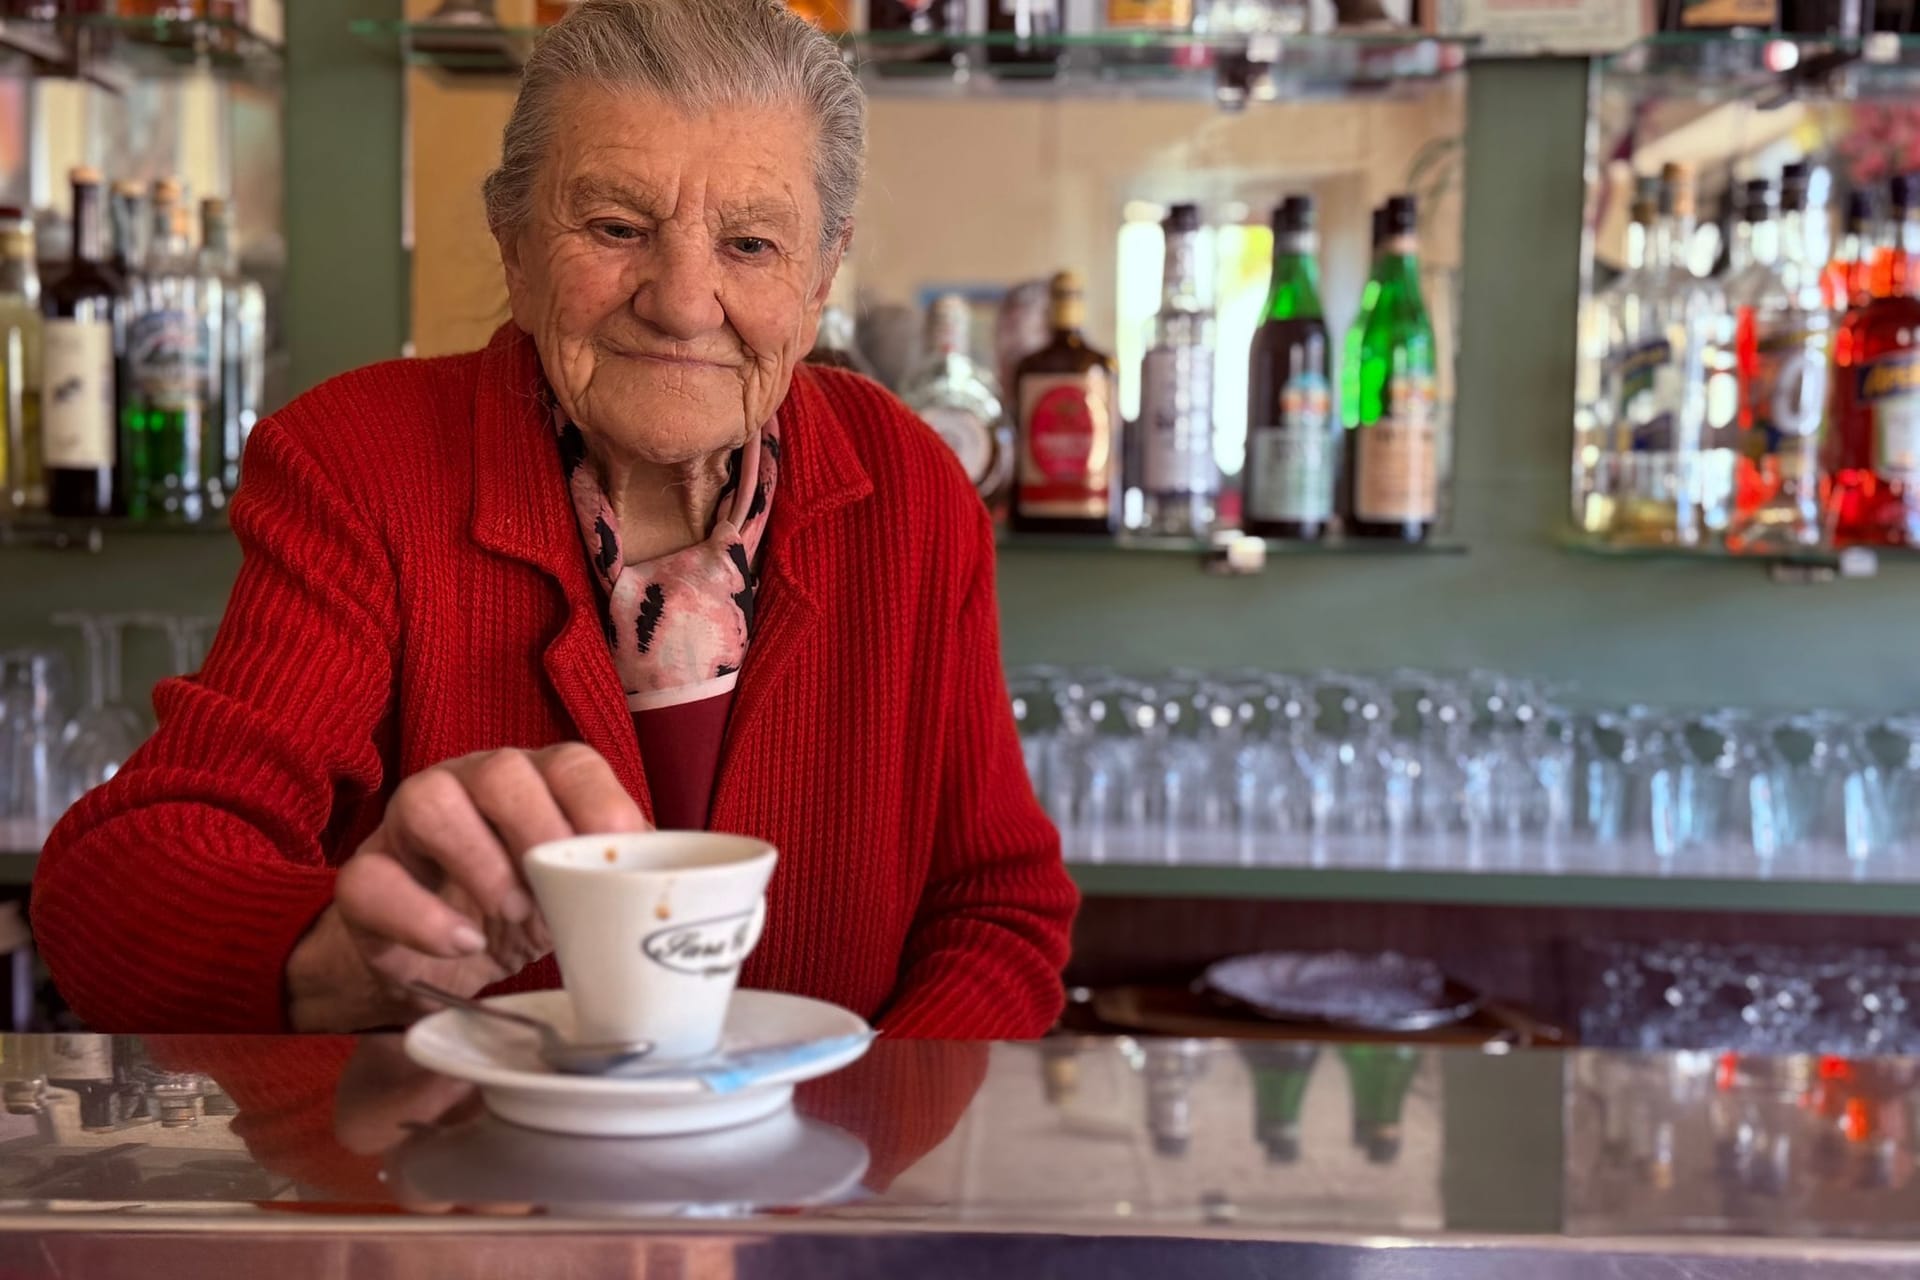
[500,85,843,468]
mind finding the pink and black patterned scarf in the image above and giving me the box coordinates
[556,415,779,711]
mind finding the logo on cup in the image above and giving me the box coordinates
[641,910,758,978]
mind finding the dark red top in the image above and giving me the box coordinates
[33,324,1077,1037]
[630,695,732,831]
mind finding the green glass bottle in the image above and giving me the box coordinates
[1342,195,1439,542]
[1337,1043,1421,1164]
[1245,196,1336,541]
[1238,1041,1319,1163]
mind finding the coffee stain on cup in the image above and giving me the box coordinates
[603,846,618,864]
[655,878,675,921]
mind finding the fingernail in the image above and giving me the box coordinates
[450,923,488,955]
[499,890,534,925]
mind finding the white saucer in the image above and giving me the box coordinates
[386,1103,871,1216]
[403,988,874,1136]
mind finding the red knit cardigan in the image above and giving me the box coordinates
[33,324,1078,1036]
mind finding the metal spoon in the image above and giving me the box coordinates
[408,981,654,1076]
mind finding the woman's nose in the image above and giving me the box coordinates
[631,236,726,341]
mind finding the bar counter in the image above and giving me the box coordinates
[0,1031,1917,1277]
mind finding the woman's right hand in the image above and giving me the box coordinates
[286,744,648,1032]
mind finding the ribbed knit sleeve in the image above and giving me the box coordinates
[33,414,400,1032]
[876,507,1078,1039]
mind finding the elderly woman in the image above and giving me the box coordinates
[33,0,1075,1036]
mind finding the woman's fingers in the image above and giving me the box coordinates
[385,766,530,923]
[533,743,650,836]
[336,852,489,961]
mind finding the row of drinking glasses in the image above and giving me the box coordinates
[1009,667,1920,873]
[0,613,212,831]
[1582,941,1920,1058]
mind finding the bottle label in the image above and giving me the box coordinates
[922,405,995,487]
[128,308,204,412]
[1613,337,1678,451]
[1354,374,1437,522]
[1863,351,1920,486]
[1018,370,1114,518]
[1140,344,1216,499]
[1246,371,1333,523]
[1753,322,1829,454]
[41,318,114,470]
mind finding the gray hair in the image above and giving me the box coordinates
[482,0,866,255]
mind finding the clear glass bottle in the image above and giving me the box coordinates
[199,196,264,509]
[122,179,208,523]
[1138,203,1217,537]
[805,304,879,380]
[1577,180,1656,537]
[901,293,1011,507]
[0,208,43,514]
[1606,162,1737,547]
[1728,170,1831,551]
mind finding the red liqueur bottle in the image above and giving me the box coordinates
[1830,174,1920,546]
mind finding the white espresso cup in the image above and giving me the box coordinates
[523,831,777,1060]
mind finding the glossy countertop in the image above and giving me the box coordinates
[0,1031,1919,1277]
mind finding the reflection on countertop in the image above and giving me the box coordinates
[0,1032,1916,1275]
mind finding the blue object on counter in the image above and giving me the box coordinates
[619,1032,878,1094]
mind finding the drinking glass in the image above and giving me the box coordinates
[0,650,68,831]
[51,614,144,807]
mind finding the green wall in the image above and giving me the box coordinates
[4,52,1917,714]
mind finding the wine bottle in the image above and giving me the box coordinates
[42,168,124,520]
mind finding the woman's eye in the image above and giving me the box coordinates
[594,222,644,242]
[731,237,772,257]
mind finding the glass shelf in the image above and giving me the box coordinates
[1602,30,1920,103]
[1558,529,1887,581]
[1068,830,1920,917]
[0,513,231,553]
[348,18,1471,101]
[998,530,1467,557]
[0,15,281,89]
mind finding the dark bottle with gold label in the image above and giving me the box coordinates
[1011,270,1119,535]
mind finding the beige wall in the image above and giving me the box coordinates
[404,44,1465,371]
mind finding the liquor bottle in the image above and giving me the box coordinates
[200,196,264,508]
[868,0,966,70]
[806,304,879,378]
[122,180,207,522]
[1824,190,1877,313]
[1139,204,1217,537]
[1011,270,1120,535]
[1577,180,1658,538]
[1830,174,1920,546]
[534,0,580,21]
[107,181,146,283]
[41,168,122,520]
[0,209,42,514]
[987,0,1062,74]
[1607,163,1738,547]
[1729,170,1831,551]
[1336,1044,1419,1164]
[901,293,1012,505]
[1342,195,1438,542]
[1104,0,1194,69]
[1141,1039,1209,1158]
[1238,1042,1319,1164]
[1245,195,1335,540]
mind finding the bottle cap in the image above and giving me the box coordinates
[1383,194,1417,238]
[151,177,183,204]
[1049,269,1082,298]
[1892,173,1918,214]
[1846,188,1877,229]
[69,165,102,186]
[111,179,145,198]
[202,195,228,217]
[1273,194,1315,235]
[1164,202,1201,234]
[1740,177,1774,222]
[927,293,970,354]
[1661,162,1695,219]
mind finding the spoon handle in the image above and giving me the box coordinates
[407,980,552,1037]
